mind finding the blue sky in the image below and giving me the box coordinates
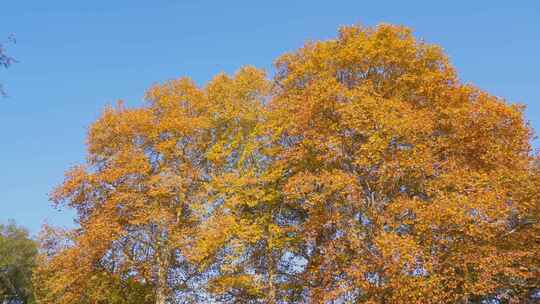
[1,1,539,233]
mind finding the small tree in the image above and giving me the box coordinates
[0,35,16,96]
[0,221,37,304]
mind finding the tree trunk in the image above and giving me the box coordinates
[268,262,277,304]
[155,251,169,304]
[266,230,277,304]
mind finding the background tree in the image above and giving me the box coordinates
[0,221,37,304]
[0,34,16,96]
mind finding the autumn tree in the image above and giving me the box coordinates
[195,24,539,303]
[186,68,296,303]
[38,24,539,303]
[266,24,539,303]
[35,66,270,304]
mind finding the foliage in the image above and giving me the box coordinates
[0,221,37,304]
[35,24,539,303]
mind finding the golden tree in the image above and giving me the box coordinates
[267,24,539,303]
[35,67,270,304]
[36,24,539,304]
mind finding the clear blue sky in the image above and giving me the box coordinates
[1,1,539,233]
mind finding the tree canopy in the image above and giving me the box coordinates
[34,24,539,304]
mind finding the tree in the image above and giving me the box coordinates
[0,221,37,304]
[38,24,539,303]
[196,24,539,303]
[0,35,16,96]
[36,66,270,304]
[266,24,539,303]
